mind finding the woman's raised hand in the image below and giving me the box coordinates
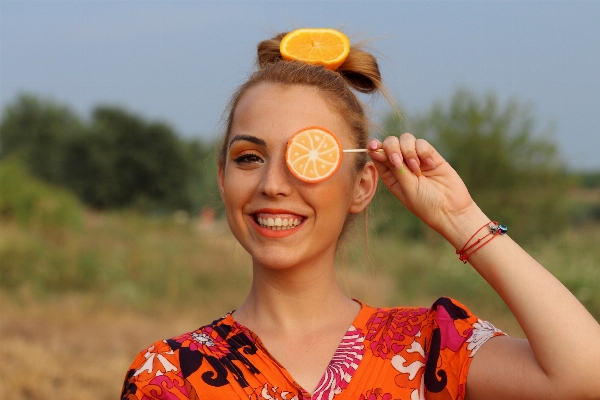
[368,133,477,238]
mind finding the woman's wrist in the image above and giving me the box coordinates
[438,204,492,251]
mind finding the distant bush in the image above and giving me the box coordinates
[378,89,570,243]
[577,171,600,189]
[0,94,219,214]
[64,106,193,210]
[0,159,83,228]
[0,94,85,186]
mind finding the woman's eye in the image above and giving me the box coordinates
[233,153,264,165]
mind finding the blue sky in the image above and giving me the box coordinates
[1,1,599,170]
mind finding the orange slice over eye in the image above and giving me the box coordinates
[286,126,343,183]
[280,28,350,71]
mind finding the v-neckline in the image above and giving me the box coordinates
[226,300,370,399]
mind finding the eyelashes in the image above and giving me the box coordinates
[233,152,264,165]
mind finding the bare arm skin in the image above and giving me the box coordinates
[368,134,600,400]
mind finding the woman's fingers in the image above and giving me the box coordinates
[368,133,445,178]
[415,138,438,172]
[382,136,404,172]
[399,133,421,175]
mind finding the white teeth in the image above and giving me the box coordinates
[256,216,302,230]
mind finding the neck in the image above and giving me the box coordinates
[233,254,358,335]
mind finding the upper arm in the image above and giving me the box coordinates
[465,336,557,400]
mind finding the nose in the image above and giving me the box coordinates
[259,156,294,198]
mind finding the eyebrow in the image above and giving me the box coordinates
[228,134,267,149]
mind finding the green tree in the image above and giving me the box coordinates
[0,94,85,185]
[65,106,192,210]
[0,94,232,214]
[181,139,222,215]
[378,89,569,243]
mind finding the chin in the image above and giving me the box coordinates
[251,251,301,271]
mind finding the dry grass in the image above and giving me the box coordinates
[0,293,208,400]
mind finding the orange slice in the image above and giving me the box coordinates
[286,126,343,183]
[280,28,350,71]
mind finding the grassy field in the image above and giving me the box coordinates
[1,211,600,399]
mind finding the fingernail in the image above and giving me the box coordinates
[391,153,403,171]
[368,140,378,150]
[426,157,437,169]
[408,158,421,176]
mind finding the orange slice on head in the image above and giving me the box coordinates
[280,28,350,71]
[286,126,343,183]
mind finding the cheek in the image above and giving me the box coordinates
[221,169,253,211]
[309,175,356,219]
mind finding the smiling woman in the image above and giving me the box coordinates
[120,29,600,400]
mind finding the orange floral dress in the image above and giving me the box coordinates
[121,297,505,400]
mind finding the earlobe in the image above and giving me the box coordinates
[348,162,378,214]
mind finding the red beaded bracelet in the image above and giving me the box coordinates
[456,221,508,263]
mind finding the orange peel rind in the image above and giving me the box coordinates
[286,126,343,183]
[280,28,350,71]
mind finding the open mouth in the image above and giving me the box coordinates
[253,213,305,231]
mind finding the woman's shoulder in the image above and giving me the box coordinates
[361,296,489,323]
[121,313,257,399]
[357,297,504,354]
[354,297,505,399]
[359,296,474,322]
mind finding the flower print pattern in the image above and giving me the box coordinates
[365,307,429,360]
[466,319,503,356]
[145,373,191,399]
[122,298,505,400]
[248,383,300,400]
[172,326,230,357]
[359,388,397,400]
[133,342,179,379]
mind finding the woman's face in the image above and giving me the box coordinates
[218,83,375,270]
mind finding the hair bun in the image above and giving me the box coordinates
[256,32,384,96]
[338,47,382,94]
[257,33,287,68]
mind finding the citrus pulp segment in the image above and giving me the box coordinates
[286,127,343,183]
[280,28,350,71]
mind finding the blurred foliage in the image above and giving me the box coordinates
[576,171,600,189]
[66,107,190,210]
[0,158,83,228]
[0,95,85,186]
[377,89,570,243]
[0,94,219,214]
[0,212,251,309]
[568,171,600,226]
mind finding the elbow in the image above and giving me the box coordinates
[555,373,600,400]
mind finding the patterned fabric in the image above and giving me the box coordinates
[121,297,505,400]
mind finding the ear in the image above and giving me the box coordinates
[348,161,378,214]
[217,161,225,199]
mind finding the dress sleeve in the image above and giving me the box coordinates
[423,297,505,400]
[121,339,190,400]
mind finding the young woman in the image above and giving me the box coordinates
[121,30,600,400]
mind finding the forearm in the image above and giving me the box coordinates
[441,205,600,392]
